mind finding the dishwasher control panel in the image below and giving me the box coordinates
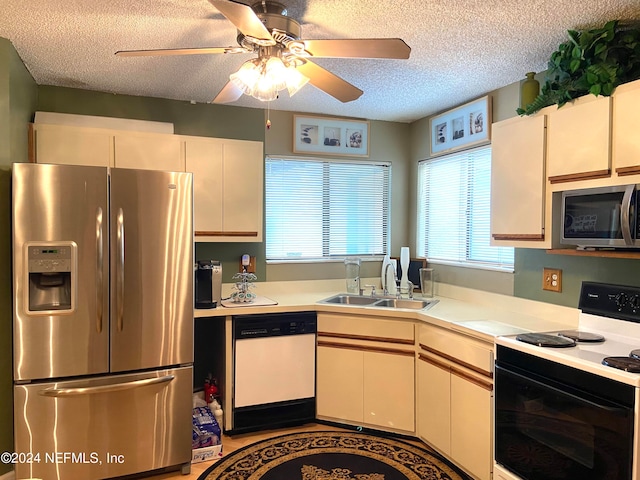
[233,312,317,339]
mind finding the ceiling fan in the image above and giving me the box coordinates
[115,0,411,104]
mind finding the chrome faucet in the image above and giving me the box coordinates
[363,284,377,297]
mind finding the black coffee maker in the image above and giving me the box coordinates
[195,260,222,309]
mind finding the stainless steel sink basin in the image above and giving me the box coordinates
[320,294,380,305]
[373,298,433,310]
[319,294,437,310]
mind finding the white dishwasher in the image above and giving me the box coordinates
[231,312,316,434]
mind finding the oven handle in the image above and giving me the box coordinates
[497,365,630,414]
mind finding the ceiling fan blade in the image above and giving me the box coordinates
[303,38,411,59]
[296,60,363,103]
[209,0,274,44]
[212,81,244,104]
[115,47,236,57]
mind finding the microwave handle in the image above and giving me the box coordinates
[621,184,635,246]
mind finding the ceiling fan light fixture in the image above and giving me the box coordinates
[284,65,309,97]
[228,55,309,102]
[229,60,261,95]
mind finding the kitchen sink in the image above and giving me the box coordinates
[319,294,437,310]
[372,298,433,310]
[320,294,380,305]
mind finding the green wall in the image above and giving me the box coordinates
[0,37,38,475]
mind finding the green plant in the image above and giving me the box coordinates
[518,20,640,115]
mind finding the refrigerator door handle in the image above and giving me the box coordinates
[38,374,175,397]
[96,207,104,333]
[116,207,125,332]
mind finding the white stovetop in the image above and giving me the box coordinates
[496,312,640,387]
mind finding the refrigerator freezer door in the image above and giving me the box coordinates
[109,169,194,372]
[14,366,193,480]
[12,163,109,381]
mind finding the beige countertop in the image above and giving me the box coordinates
[194,278,579,343]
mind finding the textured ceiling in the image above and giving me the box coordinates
[1,0,639,122]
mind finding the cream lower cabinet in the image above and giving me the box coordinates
[417,324,493,480]
[184,136,264,242]
[316,313,415,434]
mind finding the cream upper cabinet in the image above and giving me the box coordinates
[30,124,113,167]
[184,136,264,242]
[490,114,547,247]
[30,123,183,171]
[546,94,612,184]
[612,79,640,177]
[113,132,182,171]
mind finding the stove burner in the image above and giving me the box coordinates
[557,330,605,343]
[516,333,576,348]
[602,356,640,373]
[629,349,640,360]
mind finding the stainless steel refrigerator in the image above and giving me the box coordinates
[12,163,194,480]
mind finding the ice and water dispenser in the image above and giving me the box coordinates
[26,242,76,313]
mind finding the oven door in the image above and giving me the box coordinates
[495,349,635,480]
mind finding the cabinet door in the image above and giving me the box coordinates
[417,355,450,454]
[185,138,224,233]
[450,372,493,480]
[114,133,182,171]
[546,94,611,183]
[222,140,264,241]
[33,124,112,167]
[612,79,640,176]
[316,345,363,423]
[490,115,546,243]
[363,351,414,433]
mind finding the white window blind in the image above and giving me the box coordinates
[417,146,514,270]
[265,157,390,261]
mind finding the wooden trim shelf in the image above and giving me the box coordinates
[492,233,544,241]
[547,249,640,259]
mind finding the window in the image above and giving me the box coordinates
[265,157,390,261]
[417,146,514,270]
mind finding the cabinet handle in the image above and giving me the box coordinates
[96,207,104,334]
[616,165,640,176]
[451,366,493,391]
[549,169,610,184]
[195,231,258,237]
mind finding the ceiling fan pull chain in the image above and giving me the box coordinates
[266,101,272,130]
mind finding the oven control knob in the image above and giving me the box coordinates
[615,292,629,309]
[631,295,640,310]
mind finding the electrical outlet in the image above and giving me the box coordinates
[239,255,256,273]
[542,268,562,292]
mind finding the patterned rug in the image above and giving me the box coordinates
[198,431,471,480]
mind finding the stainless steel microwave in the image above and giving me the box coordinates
[562,184,640,248]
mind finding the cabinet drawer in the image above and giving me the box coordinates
[418,324,493,375]
[318,313,414,342]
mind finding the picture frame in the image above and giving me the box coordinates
[429,95,492,156]
[293,115,369,157]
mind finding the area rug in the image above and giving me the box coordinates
[198,430,471,480]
